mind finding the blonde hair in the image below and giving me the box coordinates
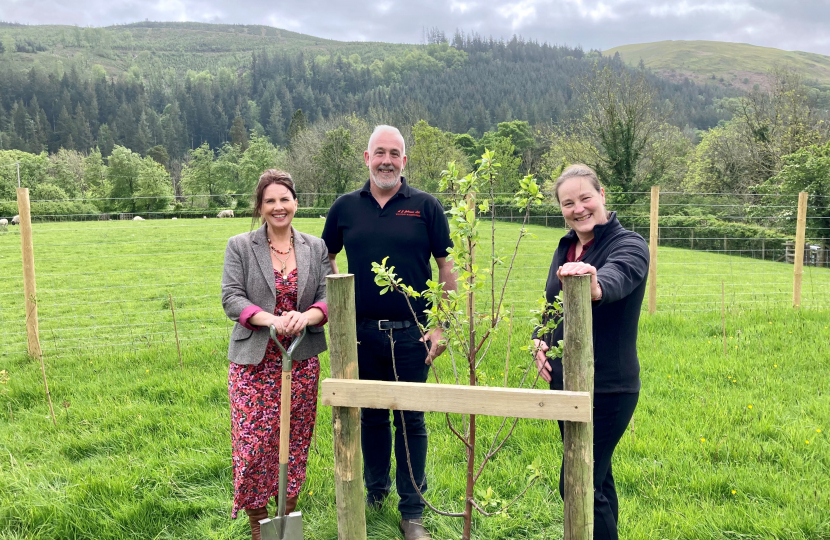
[552,164,602,202]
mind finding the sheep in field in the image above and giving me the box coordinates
[171,217,177,220]
[0,219,7,227]
[217,209,234,218]
[133,216,145,221]
[11,215,20,225]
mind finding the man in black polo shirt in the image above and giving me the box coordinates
[322,124,455,540]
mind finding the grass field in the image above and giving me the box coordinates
[603,40,830,90]
[1,217,828,359]
[1,218,829,539]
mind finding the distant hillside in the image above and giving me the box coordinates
[0,21,414,76]
[603,40,830,90]
[0,22,735,160]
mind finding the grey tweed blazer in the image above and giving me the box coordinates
[221,224,331,365]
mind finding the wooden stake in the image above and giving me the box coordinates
[562,274,594,540]
[793,192,808,308]
[503,304,513,387]
[326,274,367,540]
[17,188,41,359]
[17,188,54,426]
[722,281,727,357]
[648,185,659,314]
[169,293,183,370]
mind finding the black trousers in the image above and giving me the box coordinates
[557,392,639,540]
[357,320,431,519]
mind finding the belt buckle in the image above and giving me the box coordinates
[377,319,389,331]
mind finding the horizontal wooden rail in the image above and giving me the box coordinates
[321,379,592,422]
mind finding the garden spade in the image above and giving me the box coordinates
[260,325,307,540]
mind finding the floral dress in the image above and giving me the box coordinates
[228,269,320,518]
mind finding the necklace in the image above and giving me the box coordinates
[267,235,294,275]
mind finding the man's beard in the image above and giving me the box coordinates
[370,170,399,189]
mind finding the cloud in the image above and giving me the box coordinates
[1,0,828,55]
[497,0,539,31]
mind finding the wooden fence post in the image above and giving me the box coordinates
[793,192,808,308]
[17,188,42,359]
[648,185,659,314]
[326,274,367,540]
[562,274,594,540]
[17,188,55,426]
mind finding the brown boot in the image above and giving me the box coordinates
[284,495,299,515]
[400,518,432,540]
[245,506,269,540]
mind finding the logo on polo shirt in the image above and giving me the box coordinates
[395,209,421,217]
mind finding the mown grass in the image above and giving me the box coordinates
[1,217,827,358]
[1,217,829,539]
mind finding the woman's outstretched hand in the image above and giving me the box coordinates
[557,262,602,301]
[533,338,552,383]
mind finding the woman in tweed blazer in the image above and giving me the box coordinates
[221,170,331,540]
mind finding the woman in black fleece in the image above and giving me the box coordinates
[533,164,649,540]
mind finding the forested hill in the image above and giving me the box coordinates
[0,22,734,158]
[0,21,413,76]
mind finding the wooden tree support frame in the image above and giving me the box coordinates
[321,380,590,422]
[326,274,367,540]
[325,273,595,540]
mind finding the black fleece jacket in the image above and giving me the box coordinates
[533,212,649,394]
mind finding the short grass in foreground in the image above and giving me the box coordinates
[1,306,828,539]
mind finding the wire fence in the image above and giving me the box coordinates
[0,190,828,361]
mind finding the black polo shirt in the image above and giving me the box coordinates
[322,178,453,321]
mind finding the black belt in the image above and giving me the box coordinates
[360,317,420,331]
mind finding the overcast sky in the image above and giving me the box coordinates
[2,0,829,55]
